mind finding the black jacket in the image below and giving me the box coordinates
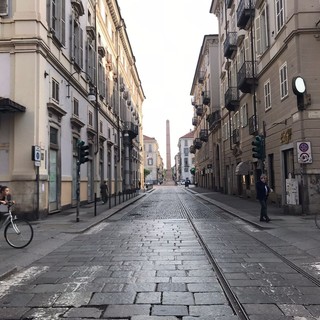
[256,180,270,201]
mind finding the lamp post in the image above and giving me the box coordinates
[67,71,97,221]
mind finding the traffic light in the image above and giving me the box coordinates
[78,140,89,164]
[252,135,265,160]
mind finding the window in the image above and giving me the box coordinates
[275,0,285,33]
[240,103,248,127]
[98,57,106,98]
[86,43,96,84]
[73,98,79,116]
[0,0,8,16]
[279,62,288,99]
[255,4,269,55]
[50,127,58,146]
[234,111,240,129]
[184,140,188,146]
[147,158,153,165]
[148,144,152,152]
[88,111,93,126]
[47,0,66,46]
[52,78,59,103]
[264,80,271,110]
[184,148,189,156]
[100,120,103,133]
[71,18,83,69]
[184,158,189,167]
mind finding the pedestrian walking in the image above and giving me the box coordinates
[256,174,271,222]
[100,180,109,204]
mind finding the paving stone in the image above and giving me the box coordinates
[53,292,92,307]
[162,292,194,305]
[278,304,313,317]
[26,293,60,307]
[132,316,179,320]
[157,283,187,292]
[187,283,223,292]
[103,304,151,317]
[0,292,34,307]
[243,303,284,316]
[189,305,234,316]
[136,292,161,304]
[124,283,157,292]
[23,307,69,319]
[194,292,228,304]
[0,307,30,319]
[90,291,136,305]
[63,307,102,318]
[152,305,188,316]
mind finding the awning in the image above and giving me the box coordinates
[0,98,26,113]
[235,161,250,175]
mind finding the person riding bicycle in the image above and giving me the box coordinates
[0,186,15,212]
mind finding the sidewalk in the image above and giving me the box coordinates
[187,185,320,259]
[0,191,149,279]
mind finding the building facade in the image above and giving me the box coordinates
[143,135,164,185]
[190,34,222,191]
[176,130,195,183]
[207,0,320,214]
[0,0,145,217]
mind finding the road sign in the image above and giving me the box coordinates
[32,145,41,162]
[297,141,312,164]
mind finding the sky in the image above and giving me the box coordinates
[117,0,219,167]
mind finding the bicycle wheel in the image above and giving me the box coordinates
[315,213,320,229]
[4,218,34,248]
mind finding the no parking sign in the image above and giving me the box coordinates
[297,142,312,164]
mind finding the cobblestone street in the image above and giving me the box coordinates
[0,186,320,319]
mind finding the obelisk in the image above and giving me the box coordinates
[166,120,172,181]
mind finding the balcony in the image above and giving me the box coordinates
[123,121,138,139]
[202,91,211,105]
[190,145,196,154]
[194,138,202,150]
[224,32,237,59]
[207,110,221,131]
[226,0,233,9]
[237,61,257,93]
[196,105,204,116]
[237,0,256,30]
[200,129,209,142]
[224,87,239,111]
[192,117,198,126]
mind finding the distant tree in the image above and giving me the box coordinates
[144,168,151,180]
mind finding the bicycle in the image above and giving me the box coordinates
[0,202,33,248]
[316,212,320,229]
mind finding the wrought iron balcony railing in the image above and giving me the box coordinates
[237,0,256,30]
[237,61,257,93]
[225,87,239,111]
[224,32,237,59]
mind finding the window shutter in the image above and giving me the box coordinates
[255,15,261,55]
[0,0,8,16]
[79,27,83,68]
[61,0,66,45]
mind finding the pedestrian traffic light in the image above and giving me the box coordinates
[252,135,265,160]
[77,140,89,164]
